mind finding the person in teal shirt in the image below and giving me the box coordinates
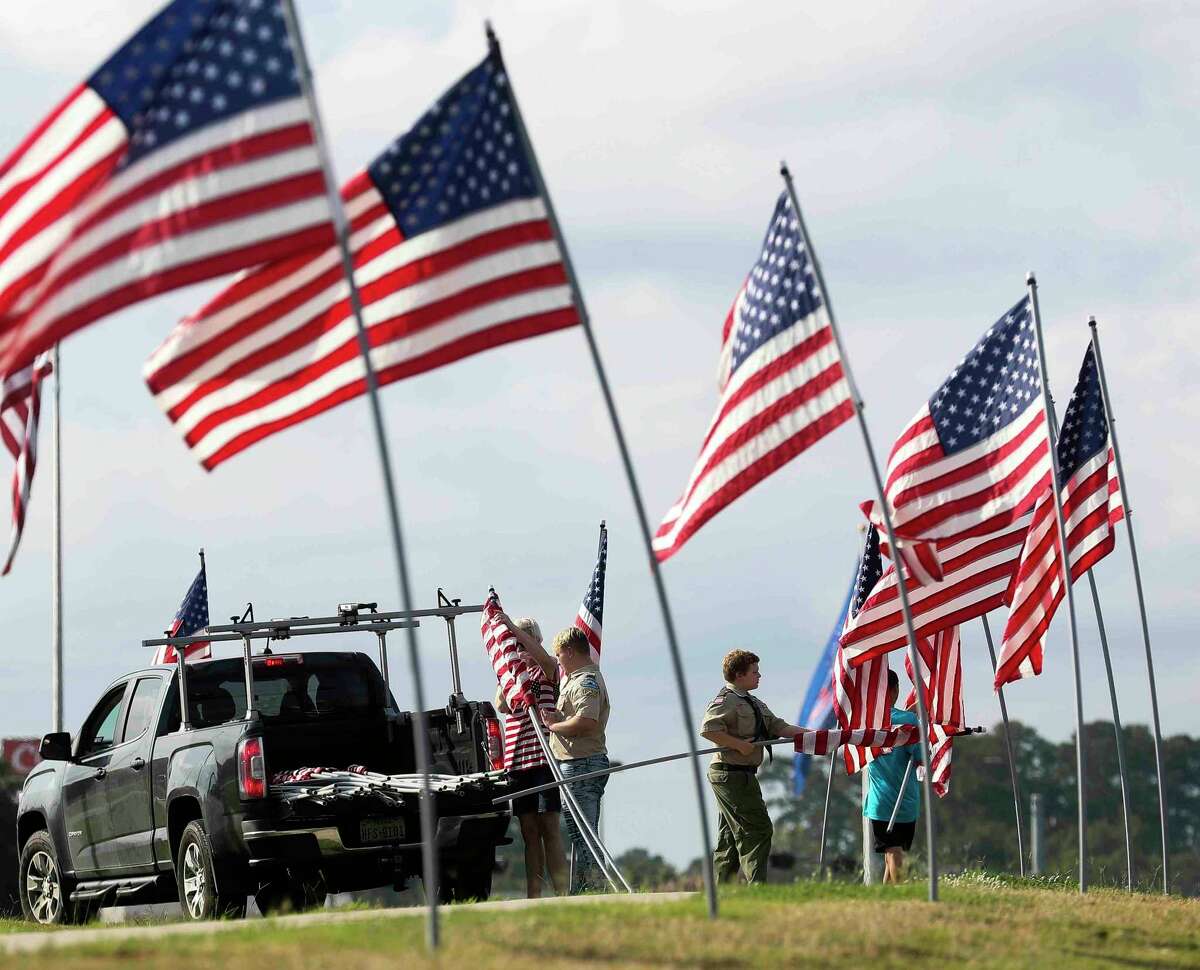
[863,670,922,883]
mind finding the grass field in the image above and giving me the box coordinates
[2,874,1197,968]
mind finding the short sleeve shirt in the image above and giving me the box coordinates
[700,685,791,767]
[550,664,609,760]
[864,708,922,822]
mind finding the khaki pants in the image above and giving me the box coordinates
[707,762,773,884]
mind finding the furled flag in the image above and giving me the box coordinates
[833,526,893,774]
[0,0,335,376]
[793,724,921,756]
[1,355,52,576]
[840,513,1029,668]
[144,47,579,469]
[150,555,211,665]
[481,589,545,713]
[792,572,852,795]
[652,192,854,562]
[995,346,1123,687]
[903,626,964,797]
[861,297,1051,580]
[574,522,607,663]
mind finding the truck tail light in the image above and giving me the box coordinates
[237,736,266,799]
[484,716,504,770]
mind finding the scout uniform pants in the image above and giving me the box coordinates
[707,762,773,884]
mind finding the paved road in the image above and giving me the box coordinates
[2,892,695,954]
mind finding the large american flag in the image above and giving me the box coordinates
[150,558,211,665]
[0,0,334,376]
[903,626,964,797]
[995,346,1123,687]
[652,192,854,561]
[832,526,892,774]
[574,522,607,662]
[1,355,52,576]
[144,49,579,469]
[862,297,1051,579]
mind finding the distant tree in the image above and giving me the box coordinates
[614,848,677,890]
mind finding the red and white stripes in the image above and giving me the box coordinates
[482,592,545,715]
[794,724,920,756]
[1,354,51,575]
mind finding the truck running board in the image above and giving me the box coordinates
[70,873,170,902]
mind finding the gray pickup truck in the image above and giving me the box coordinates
[16,599,511,924]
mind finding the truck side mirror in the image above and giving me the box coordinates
[39,732,72,762]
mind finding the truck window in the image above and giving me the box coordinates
[179,658,377,725]
[121,676,163,744]
[78,684,128,758]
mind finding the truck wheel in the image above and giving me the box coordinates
[176,820,247,921]
[255,875,327,915]
[19,832,89,925]
[437,849,494,903]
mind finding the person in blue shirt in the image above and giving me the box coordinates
[863,670,922,884]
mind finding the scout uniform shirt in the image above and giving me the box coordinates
[701,685,791,768]
[549,663,609,760]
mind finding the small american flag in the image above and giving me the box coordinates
[653,192,854,561]
[832,526,892,774]
[151,557,211,665]
[903,626,964,797]
[0,0,334,376]
[1,355,52,576]
[863,297,1051,578]
[574,522,607,662]
[995,346,1123,687]
[144,49,579,469]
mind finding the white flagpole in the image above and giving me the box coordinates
[489,24,719,917]
[1026,272,1089,893]
[980,615,1026,876]
[1088,316,1169,894]
[780,162,939,902]
[50,342,62,733]
[279,1,439,948]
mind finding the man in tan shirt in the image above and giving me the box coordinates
[700,649,802,884]
[542,626,610,893]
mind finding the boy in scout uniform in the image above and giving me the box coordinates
[700,649,802,884]
[542,626,611,893]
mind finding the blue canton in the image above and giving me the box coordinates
[730,192,823,377]
[851,526,883,618]
[1057,345,1109,482]
[89,0,302,169]
[581,528,607,625]
[366,54,538,239]
[929,296,1041,456]
[173,566,210,637]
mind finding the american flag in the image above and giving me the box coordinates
[793,724,920,756]
[832,526,893,774]
[903,626,964,797]
[574,522,607,662]
[652,192,854,561]
[995,346,1124,687]
[481,590,544,714]
[0,0,335,377]
[840,514,1029,668]
[150,558,211,665]
[1,355,52,576]
[144,49,579,469]
[862,297,1051,579]
[501,682,557,773]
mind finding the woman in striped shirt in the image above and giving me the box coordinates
[494,615,569,897]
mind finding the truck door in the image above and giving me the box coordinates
[62,682,129,873]
[95,675,163,872]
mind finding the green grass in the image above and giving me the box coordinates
[3,879,1198,969]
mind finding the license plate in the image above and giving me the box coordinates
[359,818,404,844]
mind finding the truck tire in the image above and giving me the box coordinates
[175,820,247,921]
[437,849,494,903]
[254,874,327,915]
[18,832,90,925]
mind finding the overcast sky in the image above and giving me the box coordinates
[0,0,1196,868]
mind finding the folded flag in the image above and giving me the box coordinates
[652,191,854,561]
[150,556,211,665]
[481,589,544,713]
[574,522,607,662]
[1,355,52,576]
[995,345,1124,687]
[145,47,578,469]
[0,0,334,376]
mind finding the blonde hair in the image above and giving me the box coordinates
[514,617,542,643]
[553,626,590,657]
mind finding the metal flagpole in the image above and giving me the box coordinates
[980,615,1026,876]
[279,1,440,947]
[1088,316,1169,893]
[780,162,939,901]
[1026,272,1089,893]
[887,761,913,832]
[50,343,63,733]
[488,25,718,917]
[1085,571,1133,889]
[816,752,836,872]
